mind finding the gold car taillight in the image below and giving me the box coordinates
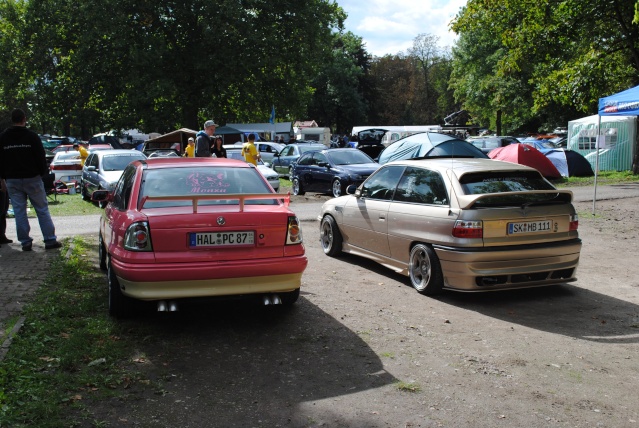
[452,220,483,238]
[124,221,153,251]
[286,216,303,245]
[569,214,579,231]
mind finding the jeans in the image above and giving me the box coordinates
[5,176,57,246]
[0,187,8,238]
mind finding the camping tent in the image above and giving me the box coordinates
[488,144,561,178]
[377,132,487,164]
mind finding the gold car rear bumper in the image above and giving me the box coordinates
[434,239,581,291]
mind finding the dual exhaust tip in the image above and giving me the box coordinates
[157,294,282,311]
[157,300,178,312]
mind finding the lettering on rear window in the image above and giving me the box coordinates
[186,172,232,193]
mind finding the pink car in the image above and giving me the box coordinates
[93,157,307,317]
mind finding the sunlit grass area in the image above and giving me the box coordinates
[553,170,637,187]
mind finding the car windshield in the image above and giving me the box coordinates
[102,154,145,171]
[459,171,560,207]
[140,166,275,208]
[326,150,374,165]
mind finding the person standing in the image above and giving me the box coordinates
[195,120,217,157]
[0,178,12,246]
[242,133,261,166]
[211,136,227,158]
[73,141,89,166]
[184,137,195,157]
[0,108,61,251]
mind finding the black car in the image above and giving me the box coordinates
[271,142,326,177]
[291,148,379,197]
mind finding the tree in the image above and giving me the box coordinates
[0,0,345,136]
[307,31,370,134]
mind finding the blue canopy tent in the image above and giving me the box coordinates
[594,85,639,213]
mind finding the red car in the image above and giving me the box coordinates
[93,157,307,316]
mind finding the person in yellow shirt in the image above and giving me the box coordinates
[73,142,89,166]
[242,133,261,166]
[184,137,195,157]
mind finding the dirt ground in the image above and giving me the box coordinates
[80,194,639,428]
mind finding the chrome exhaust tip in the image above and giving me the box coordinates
[169,301,178,311]
[272,294,282,305]
[263,295,271,305]
[157,300,168,312]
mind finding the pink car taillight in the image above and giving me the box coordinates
[452,220,483,238]
[569,214,578,231]
[286,216,303,245]
[124,222,153,251]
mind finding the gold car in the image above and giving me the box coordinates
[319,158,581,295]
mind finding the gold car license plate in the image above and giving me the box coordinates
[507,220,552,234]
[190,231,254,247]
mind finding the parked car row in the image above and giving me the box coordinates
[83,131,582,318]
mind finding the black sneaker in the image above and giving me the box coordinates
[45,241,62,250]
[0,237,13,244]
[22,243,33,251]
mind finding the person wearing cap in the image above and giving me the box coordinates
[242,133,261,166]
[184,137,195,157]
[73,141,89,166]
[0,108,61,251]
[195,119,217,157]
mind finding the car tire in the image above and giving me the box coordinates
[81,182,90,201]
[408,243,444,295]
[332,179,343,198]
[292,178,305,195]
[320,215,343,257]
[108,256,132,317]
[98,233,107,271]
[98,188,107,209]
[280,288,300,305]
[288,166,294,178]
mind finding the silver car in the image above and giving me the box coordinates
[319,158,581,295]
[81,149,147,204]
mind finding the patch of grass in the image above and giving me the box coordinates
[23,193,104,217]
[553,170,638,188]
[395,381,421,393]
[0,238,140,427]
[379,352,395,359]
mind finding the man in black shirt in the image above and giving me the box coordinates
[0,109,61,251]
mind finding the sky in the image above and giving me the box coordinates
[336,0,467,57]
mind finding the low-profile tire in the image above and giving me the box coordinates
[332,179,343,197]
[108,257,132,317]
[408,243,444,295]
[292,177,305,195]
[320,215,343,257]
[98,233,107,271]
[288,166,294,178]
[280,288,300,306]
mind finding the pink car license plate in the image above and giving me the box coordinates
[189,231,255,247]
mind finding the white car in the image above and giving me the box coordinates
[226,148,280,192]
[49,151,82,183]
